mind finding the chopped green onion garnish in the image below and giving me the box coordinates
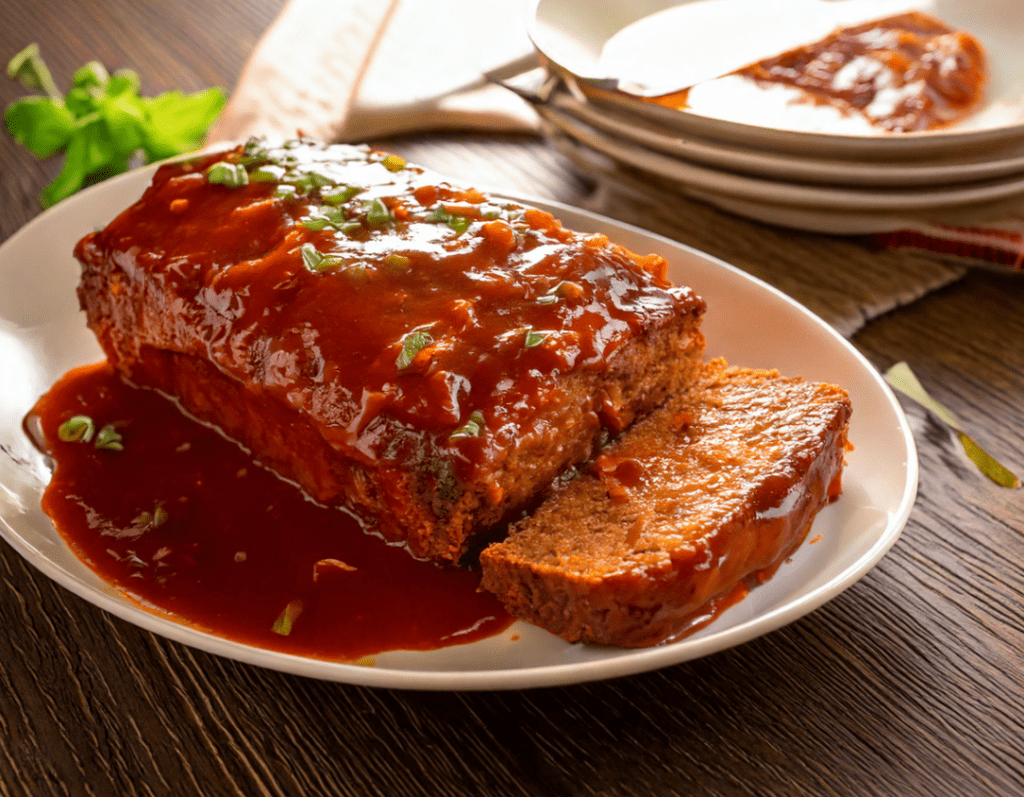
[302,205,354,232]
[301,215,330,231]
[384,253,411,272]
[283,170,335,193]
[243,136,269,160]
[365,198,392,227]
[131,503,167,530]
[448,216,471,235]
[322,185,361,206]
[396,329,434,370]
[300,243,322,271]
[345,262,371,285]
[275,184,297,200]
[94,424,123,451]
[335,221,363,236]
[450,410,485,440]
[300,243,344,273]
[381,154,406,172]
[524,328,547,348]
[206,162,248,188]
[250,164,285,182]
[425,204,471,234]
[306,171,336,189]
[426,206,451,224]
[271,599,304,636]
[536,294,558,306]
[58,414,95,443]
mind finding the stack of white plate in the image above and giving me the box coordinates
[522,0,1024,234]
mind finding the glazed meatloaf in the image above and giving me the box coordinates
[479,359,852,647]
[75,137,706,562]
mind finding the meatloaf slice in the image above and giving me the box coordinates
[75,137,706,562]
[478,359,852,647]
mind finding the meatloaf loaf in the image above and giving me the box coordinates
[479,359,852,647]
[75,137,706,562]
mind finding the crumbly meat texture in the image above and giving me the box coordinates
[75,138,706,561]
[478,359,852,647]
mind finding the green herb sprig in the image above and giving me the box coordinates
[5,44,226,207]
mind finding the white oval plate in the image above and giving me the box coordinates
[545,83,1024,188]
[530,0,1024,159]
[537,102,1024,213]
[0,163,917,690]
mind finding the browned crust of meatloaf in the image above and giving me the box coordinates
[478,359,852,646]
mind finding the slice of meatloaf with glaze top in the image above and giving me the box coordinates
[75,137,706,561]
[479,359,852,647]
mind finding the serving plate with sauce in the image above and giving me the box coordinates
[0,161,916,689]
[528,0,1024,158]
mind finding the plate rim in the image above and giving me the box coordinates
[536,105,1024,212]
[545,84,1024,188]
[0,160,919,690]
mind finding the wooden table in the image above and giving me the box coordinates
[2,3,1022,795]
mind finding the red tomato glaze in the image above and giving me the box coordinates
[25,362,513,661]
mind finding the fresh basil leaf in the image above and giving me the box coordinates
[63,84,100,117]
[140,87,226,160]
[72,61,108,90]
[81,117,116,175]
[5,47,225,206]
[105,69,140,98]
[100,92,145,152]
[3,96,75,157]
[41,126,88,207]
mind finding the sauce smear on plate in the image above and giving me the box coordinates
[25,363,513,661]
[650,11,986,133]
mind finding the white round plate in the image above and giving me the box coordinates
[530,0,1024,159]
[538,106,1024,213]
[545,84,1024,188]
[0,162,917,690]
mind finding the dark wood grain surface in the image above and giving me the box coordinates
[2,3,1022,796]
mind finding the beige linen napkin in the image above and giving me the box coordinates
[208,0,538,144]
